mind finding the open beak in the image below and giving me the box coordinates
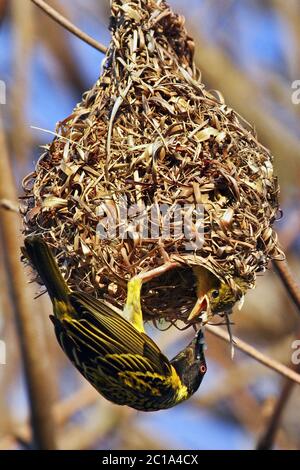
[188,295,209,322]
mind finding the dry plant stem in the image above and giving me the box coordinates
[273,260,300,313]
[30,0,106,54]
[136,261,180,283]
[256,378,295,450]
[205,324,300,385]
[0,113,56,450]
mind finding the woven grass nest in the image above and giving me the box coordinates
[21,0,283,325]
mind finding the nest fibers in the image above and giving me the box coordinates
[21,0,283,324]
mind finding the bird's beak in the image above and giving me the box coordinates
[188,295,208,322]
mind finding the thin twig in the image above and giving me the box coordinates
[35,0,88,94]
[30,0,107,54]
[256,377,295,450]
[205,324,300,385]
[0,111,56,449]
[273,259,300,313]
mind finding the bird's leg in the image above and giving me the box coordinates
[123,260,180,333]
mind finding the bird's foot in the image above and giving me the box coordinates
[123,260,180,333]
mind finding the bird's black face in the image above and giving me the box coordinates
[192,329,207,391]
[171,329,207,396]
[183,357,207,396]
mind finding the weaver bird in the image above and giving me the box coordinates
[24,236,207,412]
[187,265,248,323]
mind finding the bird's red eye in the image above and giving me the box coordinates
[200,364,207,374]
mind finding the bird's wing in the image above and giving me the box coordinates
[51,292,177,409]
[59,291,172,376]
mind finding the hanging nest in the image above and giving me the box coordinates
[21,0,283,324]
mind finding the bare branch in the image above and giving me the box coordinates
[0,111,56,449]
[206,324,300,385]
[30,0,107,54]
[256,377,295,450]
[273,260,300,313]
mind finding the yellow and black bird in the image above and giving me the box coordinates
[24,236,207,412]
[188,265,248,322]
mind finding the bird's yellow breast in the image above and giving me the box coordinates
[170,366,188,402]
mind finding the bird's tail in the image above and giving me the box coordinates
[24,236,70,307]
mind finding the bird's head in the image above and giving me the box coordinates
[188,265,248,323]
[171,329,207,396]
